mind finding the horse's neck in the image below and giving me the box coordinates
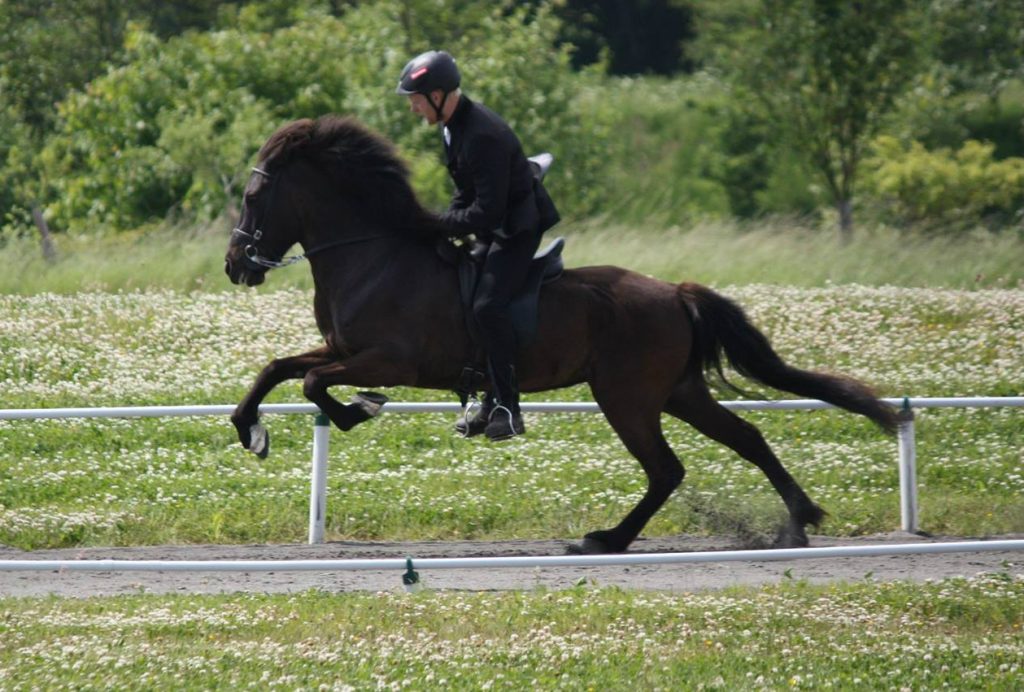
[308,236,444,307]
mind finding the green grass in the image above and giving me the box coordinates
[2,407,1021,550]
[0,222,228,295]
[565,218,1024,289]
[1,224,1021,688]
[1,577,1021,689]
[2,217,1023,294]
[1,284,1022,549]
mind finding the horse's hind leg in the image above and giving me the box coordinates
[570,386,686,555]
[664,376,824,548]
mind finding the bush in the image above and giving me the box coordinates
[863,136,1024,230]
[574,74,822,224]
[35,1,605,233]
[0,104,36,239]
[576,75,731,224]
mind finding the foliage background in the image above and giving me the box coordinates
[1,0,1022,241]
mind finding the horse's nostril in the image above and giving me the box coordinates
[224,259,232,276]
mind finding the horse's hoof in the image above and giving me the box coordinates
[566,533,619,555]
[352,391,389,418]
[248,423,270,459]
[773,521,809,549]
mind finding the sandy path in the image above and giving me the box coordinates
[0,533,1020,598]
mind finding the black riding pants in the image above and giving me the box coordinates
[472,229,542,411]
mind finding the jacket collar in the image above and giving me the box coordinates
[442,95,473,164]
[443,94,473,134]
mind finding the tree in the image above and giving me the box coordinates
[36,1,604,232]
[553,0,696,75]
[701,0,921,238]
[927,0,1024,101]
[0,0,268,237]
[0,1,133,136]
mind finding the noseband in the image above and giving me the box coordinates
[232,166,395,272]
[232,167,297,270]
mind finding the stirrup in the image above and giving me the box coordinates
[488,405,515,424]
[485,405,524,441]
[458,396,483,438]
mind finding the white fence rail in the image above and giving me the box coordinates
[2,540,1023,575]
[2,397,1023,543]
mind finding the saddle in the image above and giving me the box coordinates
[440,236,565,404]
[456,236,565,343]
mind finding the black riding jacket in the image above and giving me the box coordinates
[439,96,559,242]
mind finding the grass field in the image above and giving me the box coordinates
[1,285,1021,549]
[1,577,1021,689]
[1,223,1022,689]
[1,217,1023,294]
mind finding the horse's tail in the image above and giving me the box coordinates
[678,282,898,434]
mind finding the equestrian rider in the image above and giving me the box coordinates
[396,50,560,441]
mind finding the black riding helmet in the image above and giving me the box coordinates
[396,50,461,96]
[396,50,461,120]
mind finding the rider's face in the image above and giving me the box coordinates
[407,92,442,125]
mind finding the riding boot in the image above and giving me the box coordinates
[484,364,524,441]
[454,394,492,437]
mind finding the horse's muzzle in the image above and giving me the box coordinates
[224,256,266,287]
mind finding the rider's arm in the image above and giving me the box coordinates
[448,181,471,212]
[439,132,511,237]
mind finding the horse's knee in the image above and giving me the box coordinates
[263,357,294,379]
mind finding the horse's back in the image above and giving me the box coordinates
[520,264,694,392]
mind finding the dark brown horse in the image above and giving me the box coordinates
[224,115,897,554]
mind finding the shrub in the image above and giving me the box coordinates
[36,1,604,233]
[0,105,36,239]
[863,136,1024,230]
[575,75,731,224]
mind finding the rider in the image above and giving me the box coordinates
[396,50,560,441]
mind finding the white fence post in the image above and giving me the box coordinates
[308,413,330,544]
[897,398,918,534]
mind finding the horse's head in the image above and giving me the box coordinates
[226,115,445,287]
[226,118,324,287]
[224,163,296,287]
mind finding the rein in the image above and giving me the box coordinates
[231,227,395,270]
[233,166,394,271]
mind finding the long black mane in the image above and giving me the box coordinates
[258,115,446,235]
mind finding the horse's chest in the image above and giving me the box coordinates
[321,316,375,358]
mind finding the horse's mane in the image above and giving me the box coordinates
[258,115,446,235]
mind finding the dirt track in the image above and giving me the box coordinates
[1,533,1021,598]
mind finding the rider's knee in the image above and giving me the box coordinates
[472,295,504,325]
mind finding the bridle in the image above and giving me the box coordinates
[231,166,396,273]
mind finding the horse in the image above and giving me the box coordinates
[224,114,898,555]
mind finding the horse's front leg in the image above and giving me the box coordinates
[302,348,416,432]
[232,346,336,457]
